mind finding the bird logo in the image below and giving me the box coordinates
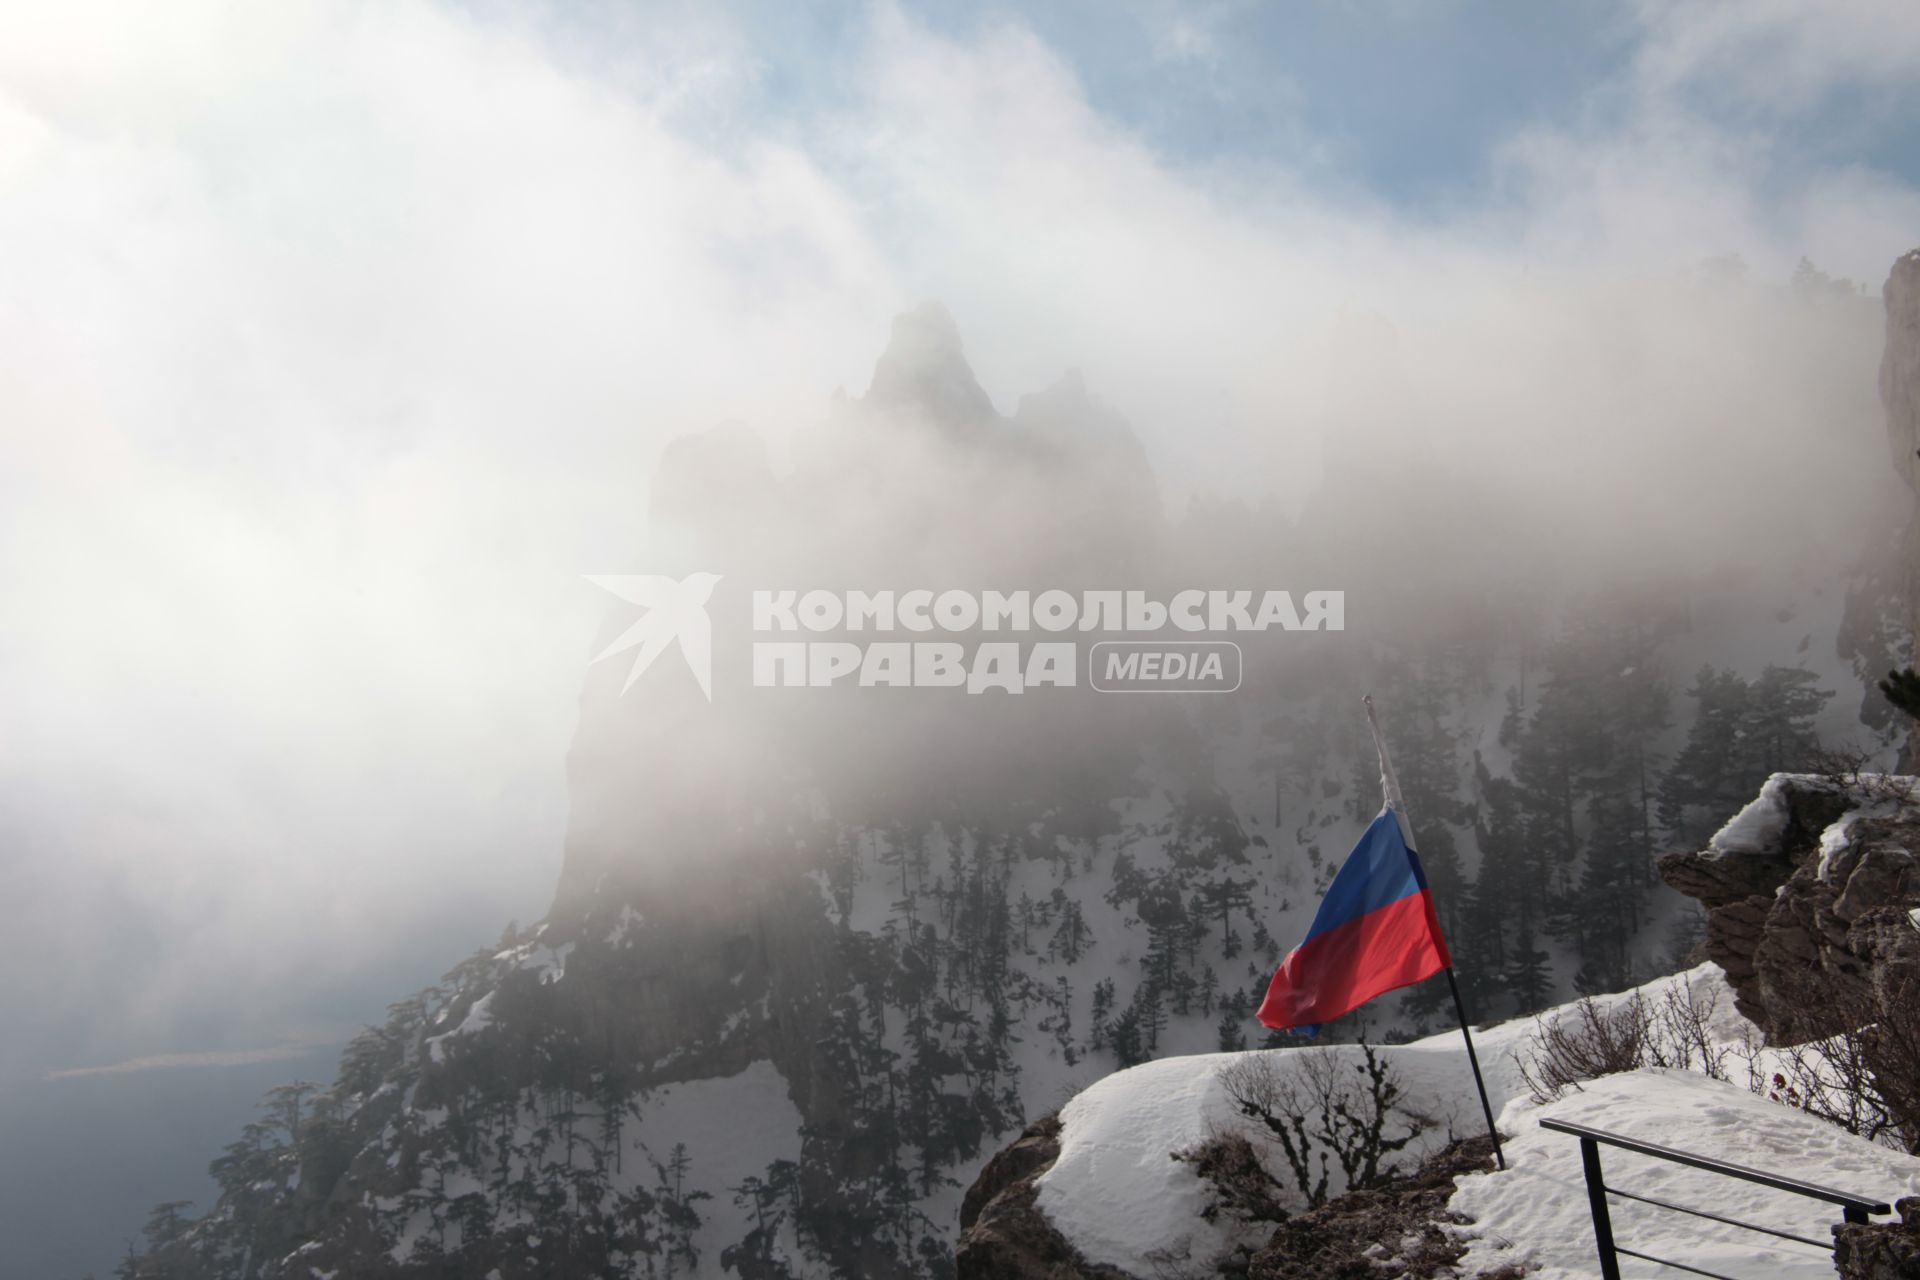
[583,572,723,700]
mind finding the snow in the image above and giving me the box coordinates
[1817,812,1862,882]
[493,939,572,984]
[1451,1070,1920,1279]
[1705,774,1806,857]
[621,1058,805,1268]
[1034,965,1920,1278]
[425,991,496,1063]
[1037,1032,1511,1272]
[1037,1052,1258,1269]
[1813,780,1919,881]
[1706,772,1919,875]
[606,904,645,946]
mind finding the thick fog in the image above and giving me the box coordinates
[3,0,1918,1107]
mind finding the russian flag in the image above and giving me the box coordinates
[1256,808,1452,1032]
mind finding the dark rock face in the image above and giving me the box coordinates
[954,1115,1134,1280]
[953,1125,1498,1280]
[1882,250,1920,763]
[1245,1136,1496,1280]
[1883,253,1920,619]
[1834,1195,1920,1280]
[1657,775,1920,1045]
[866,302,999,431]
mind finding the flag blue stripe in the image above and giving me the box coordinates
[1300,809,1428,945]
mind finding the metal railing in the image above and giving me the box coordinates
[1539,1117,1892,1280]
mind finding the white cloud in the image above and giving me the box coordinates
[0,0,1916,1080]
[44,1034,343,1081]
[1630,0,1920,112]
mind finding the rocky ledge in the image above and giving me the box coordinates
[955,1124,1499,1280]
[1656,771,1920,1045]
[1660,770,1920,1276]
[954,1114,1133,1280]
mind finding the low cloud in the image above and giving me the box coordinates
[45,1033,343,1082]
[0,0,1916,1086]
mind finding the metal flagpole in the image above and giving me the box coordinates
[1362,695,1506,1170]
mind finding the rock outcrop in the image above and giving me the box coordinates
[1657,773,1920,1044]
[1881,251,1920,761]
[1883,252,1920,597]
[1243,1137,1498,1280]
[954,1115,1133,1280]
[1834,1194,1920,1280]
[952,1126,1499,1280]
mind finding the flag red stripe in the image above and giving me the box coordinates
[1255,889,1449,1031]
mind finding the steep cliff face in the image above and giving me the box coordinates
[122,289,1907,1279]
[1655,251,1920,1041]
[1881,251,1920,710]
[1655,771,1920,1275]
[1882,253,1920,530]
[1657,772,1920,1043]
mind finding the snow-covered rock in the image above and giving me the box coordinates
[1661,771,1920,1042]
[996,965,1920,1279]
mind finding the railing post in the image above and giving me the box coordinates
[1843,1205,1869,1226]
[1578,1136,1623,1280]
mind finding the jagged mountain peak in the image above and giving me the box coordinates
[864,301,998,429]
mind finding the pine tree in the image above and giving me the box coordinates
[1138,881,1186,997]
[1661,666,1753,841]
[1047,892,1090,963]
[1505,928,1552,1013]
[1663,665,1830,842]
[1745,665,1831,774]
[1136,982,1167,1055]
[1048,975,1077,1065]
[1108,1005,1145,1067]
[1878,666,1920,720]
[1089,978,1114,1052]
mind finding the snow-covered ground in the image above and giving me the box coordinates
[1455,1070,1919,1279]
[1034,964,1920,1278]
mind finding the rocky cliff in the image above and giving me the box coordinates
[1883,251,1920,647]
[1658,771,1920,1277]
[1661,249,1920,1044]
[118,280,1907,1279]
[1657,772,1920,1045]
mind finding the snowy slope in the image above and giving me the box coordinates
[1454,1070,1920,1279]
[1033,965,1920,1277]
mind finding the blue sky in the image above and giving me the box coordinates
[512,0,1920,275]
[911,2,1642,207]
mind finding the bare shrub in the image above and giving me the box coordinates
[1139,1240,1208,1280]
[1645,979,1737,1082]
[1246,1135,1497,1279]
[1742,967,1920,1153]
[1169,1129,1290,1226]
[1863,970,1920,1152]
[1218,1044,1437,1209]
[1808,746,1919,804]
[1515,994,1651,1103]
[1518,979,1744,1104]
